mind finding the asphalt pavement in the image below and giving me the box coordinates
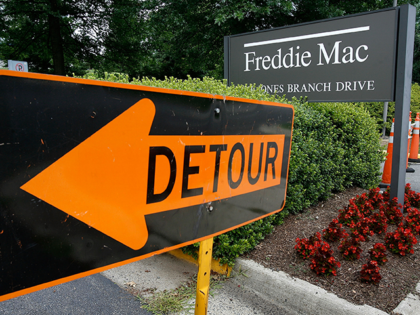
[406,161,420,192]
[0,273,151,315]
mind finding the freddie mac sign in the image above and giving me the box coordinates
[224,8,398,102]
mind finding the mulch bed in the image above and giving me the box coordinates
[245,187,420,314]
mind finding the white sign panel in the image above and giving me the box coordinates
[225,8,398,102]
[8,60,28,72]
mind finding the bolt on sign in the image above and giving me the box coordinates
[0,70,294,301]
[225,7,398,102]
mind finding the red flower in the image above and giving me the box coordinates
[385,227,417,256]
[322,219,347,242]
[295,232,322,259]
[361,260,382,284]
[309,242,340,276]
[339,236,362,261]
[369,243,388,265]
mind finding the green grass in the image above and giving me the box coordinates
[138,273,226,315]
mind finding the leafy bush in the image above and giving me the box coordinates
[358,82,420,135]
[77,72,383,266]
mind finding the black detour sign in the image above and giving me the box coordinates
[0,71,293,301]
[225,8,398,102]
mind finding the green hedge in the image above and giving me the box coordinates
[358,82,420,135]
[78,72,383,266]
[285,102,382,215]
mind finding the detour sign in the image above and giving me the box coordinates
[22,98,285,250]
[0,70,294,301]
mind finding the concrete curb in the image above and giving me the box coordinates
[393,294,420,315]
[232,258,391,315]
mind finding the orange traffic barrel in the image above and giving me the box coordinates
[379,119,394,188]
[409,112,420,162]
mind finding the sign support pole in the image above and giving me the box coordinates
[390,4,416,205]
[382,102,389,137]
[195,237,214,315]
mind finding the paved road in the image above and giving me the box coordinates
[406,162,420,192]
[0,274,152,315]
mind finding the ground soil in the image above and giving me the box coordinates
[245,187,420,314]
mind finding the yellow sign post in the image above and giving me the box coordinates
[195,237,214,315]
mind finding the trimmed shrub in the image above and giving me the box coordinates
[358,82,420,135]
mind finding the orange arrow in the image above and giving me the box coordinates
[21,98,285,250]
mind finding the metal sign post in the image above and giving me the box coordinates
[195,237,214,315]
[381,0,398,138]
[390,4,416,204]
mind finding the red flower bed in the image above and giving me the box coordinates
[404,207,420,235]
[381,198,403,225]
[294,184,420,284]
[338,202,364,226]
[339,236,363,261]
[349,217,374,242]
[369,211,388,235]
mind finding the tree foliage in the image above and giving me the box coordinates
[1,0,420,80]
[0,0,110,75]
[140,0,420,80]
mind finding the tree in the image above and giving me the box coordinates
[1,0,420,80]
[142,0,420,80]
[99,0,150,77]
[0,0,110,75]
[412,1,420,83]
